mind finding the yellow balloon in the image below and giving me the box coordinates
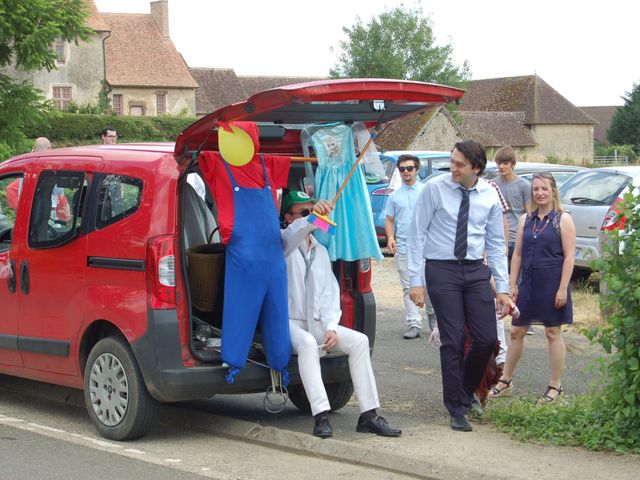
[219,125,255,167]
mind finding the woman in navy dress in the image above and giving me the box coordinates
[489,172,576,403]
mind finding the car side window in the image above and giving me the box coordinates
[96,175,143,229]
[28,170,87,249]
[0,175,24,248]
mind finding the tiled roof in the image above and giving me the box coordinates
[459,111,537,147]
[190,68,248,114]
[238,75,327,96]
[579,105,619,143]
[102,13,197,88]
[460,75,595,125]
[84,0,110,31]
[375,110,434,151]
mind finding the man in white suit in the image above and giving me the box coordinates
[281,191,401,439]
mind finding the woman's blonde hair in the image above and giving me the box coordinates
[529,172,564,212]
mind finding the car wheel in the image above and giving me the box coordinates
[84,336,157,440]
[571,268,592,283]
[288,379,354,413]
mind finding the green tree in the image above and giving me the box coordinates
[330,6,470,88]
[607,83,640,153]
[0,0,93,160]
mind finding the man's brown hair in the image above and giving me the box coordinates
[397,154,420,169]
[494,146,517,165]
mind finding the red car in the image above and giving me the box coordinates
[0,79,463,440]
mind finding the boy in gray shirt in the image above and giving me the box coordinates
[491,147,531,264]
[491,146,532,335]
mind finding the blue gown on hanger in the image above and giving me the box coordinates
[307,123,382,261]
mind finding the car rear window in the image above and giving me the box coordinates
[560,171,631,205]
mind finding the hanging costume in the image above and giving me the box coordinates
[303,123,382,261]
[199,122,292,384]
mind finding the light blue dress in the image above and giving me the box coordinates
[306,123,382,261]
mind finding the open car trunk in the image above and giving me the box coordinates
[175,79,465,364]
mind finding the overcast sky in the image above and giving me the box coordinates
[94,0,638,106]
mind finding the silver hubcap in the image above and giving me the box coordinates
[89,353,129,426]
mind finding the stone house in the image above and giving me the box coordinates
[1,0,196,116]
[103,1,197,116]
[377,75,597,165]
[458,75,596,164]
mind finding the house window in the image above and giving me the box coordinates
[156,93,166,115]
[112,94,123,116]
[54,37,66,65]
[52,86,73,110]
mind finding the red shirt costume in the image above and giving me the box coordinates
[6,179,21,210]
[198,121,291,244]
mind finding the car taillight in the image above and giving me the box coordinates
[356,259,372,294]
[602,198,626,231]
[371,187,395,196]
[146,234,176,309]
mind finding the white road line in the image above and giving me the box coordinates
[124,448,146,454]
[28,422,66,433]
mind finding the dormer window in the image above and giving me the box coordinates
[54,37,67,65]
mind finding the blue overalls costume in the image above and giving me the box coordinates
[219,155,291,384]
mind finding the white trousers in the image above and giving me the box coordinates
[496,315,508,365]
[395,253,435,329]
[290,319,380,417]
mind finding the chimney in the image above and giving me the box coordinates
[150,0,169,38]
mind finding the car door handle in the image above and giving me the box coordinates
[20,260,29,294]
[7,259,17,293]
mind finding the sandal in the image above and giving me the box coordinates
[488,378,512,398]
[538,385,563,404]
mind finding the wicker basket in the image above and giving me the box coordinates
[187,229,225,313]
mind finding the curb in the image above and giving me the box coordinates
[165,405,488,480]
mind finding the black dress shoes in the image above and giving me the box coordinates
[313,415,333,438]
[356,415,402,437]
[450,415,473,432]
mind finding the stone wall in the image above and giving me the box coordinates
[528,124,594,165]
[407,111,465,151]
[110,87,195,116]
[2,34,106,106]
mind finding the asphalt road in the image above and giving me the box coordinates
[0,422,206,480]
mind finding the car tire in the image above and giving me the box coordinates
[288,379,354,413]
[84,336,157,441]
[571,268,592,283]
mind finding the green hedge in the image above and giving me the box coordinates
[23,113,197,146]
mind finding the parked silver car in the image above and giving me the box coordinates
[559,166,640,280]
[483,161,586,186]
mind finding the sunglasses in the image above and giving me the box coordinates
[291,208,311,217]
[398,166,416,172]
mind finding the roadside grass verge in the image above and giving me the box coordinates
[487,395,640,454]
[488,272,640,455]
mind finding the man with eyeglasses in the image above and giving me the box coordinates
[281,190,401,439]
[385,154,437,340]
[101,126,118,145]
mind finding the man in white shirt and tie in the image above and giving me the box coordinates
[281,190,401,439]
[408,141,513,432]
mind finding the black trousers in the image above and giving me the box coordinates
[425,260,498,417]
